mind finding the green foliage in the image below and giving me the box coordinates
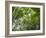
[12,7,40,31]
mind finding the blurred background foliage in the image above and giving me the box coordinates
[12,7,40,31]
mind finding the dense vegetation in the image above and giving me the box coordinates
[12,7,40,31]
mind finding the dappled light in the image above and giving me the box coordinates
[12,7,40,31]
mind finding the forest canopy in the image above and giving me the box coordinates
[12,7,40,31]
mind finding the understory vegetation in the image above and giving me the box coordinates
[12,7,40,31]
